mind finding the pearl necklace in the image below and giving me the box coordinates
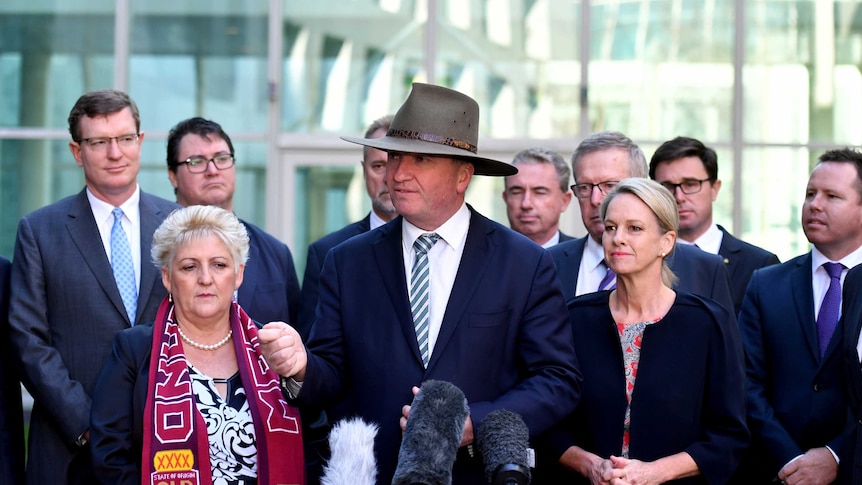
[177,325,232,351]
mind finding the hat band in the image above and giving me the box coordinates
[387,129,477,154]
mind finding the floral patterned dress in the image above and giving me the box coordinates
[616,318,661,458]
[189,365,258,485]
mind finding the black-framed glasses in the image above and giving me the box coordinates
[78,133,140,151]
[571,181,619,199]
[660,178,711,195]
[178,154,235,174]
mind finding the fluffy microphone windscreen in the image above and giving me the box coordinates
[476,409,531,485]
[321,417,379,485]
[391,380,469,485]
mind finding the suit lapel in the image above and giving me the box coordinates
[717,226,740,277]
[65,190,129,324]
[429,211,493,369]
[373,219,421,364]
[790,253,819,360]
[137,192,168,323]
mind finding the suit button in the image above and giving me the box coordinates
[813,384,822,392]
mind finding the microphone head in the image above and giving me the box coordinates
[476,409,531,485]
[321,417,379,485]
[391,380,469,485]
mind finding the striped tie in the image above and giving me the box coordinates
[111,208,138,323]
[598,260,616,291]
[410,233,440,367]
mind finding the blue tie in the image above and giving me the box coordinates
[111,208,137,323]
[598,260,617,291]
[816,262,844,357]
[411,233,440,367]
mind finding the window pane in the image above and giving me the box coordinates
[741,147,812,261]
[744,1,862,145]
[589,0,735,141]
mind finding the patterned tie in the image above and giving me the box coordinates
[111,208,138,324]
[410,233,440,367]
[598,260,617,291]
[816,262,844,357]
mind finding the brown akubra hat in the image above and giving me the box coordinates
[341,83,517,176]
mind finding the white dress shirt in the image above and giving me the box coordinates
[401,203,471,359]
[87,185,142,292]
[678,223,724,255]
[575,236,608,297]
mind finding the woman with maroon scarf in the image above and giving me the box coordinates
[90,205,305,485]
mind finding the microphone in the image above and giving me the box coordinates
[321,417,379,485]
[391,380,469,485]
[476,409,531,485]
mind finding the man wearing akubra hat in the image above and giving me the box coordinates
[260,83,582,484]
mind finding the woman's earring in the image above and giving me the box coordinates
[168,293,173,303]
[660,252,666,258]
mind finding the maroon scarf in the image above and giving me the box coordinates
[142,297,305,485]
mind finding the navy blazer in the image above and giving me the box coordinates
[738,253,847,481]
[299,208,582,484]
[297,214,371,338]
[840,265,862,484]
[717,225,780,314]
[539,291,747,484]
[548,236,735,312]
[8,189,178,484]
[0,256,24,485]
[558,231,575,243]
[237,219,300,326]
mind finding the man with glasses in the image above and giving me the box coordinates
[166,117,301,327]
[8,89,179,484]
[548,131,734,312]
[650,136,779,314]
[502,147,575,248]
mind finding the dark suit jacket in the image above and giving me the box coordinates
[539,291,747,484]
[237,219,300,326]
[297,214,371,338]
[558,231,575,243]
[299,209,582,484]
[717,225,780,314]
[8,189,178,484]
[738,253,847,481]
[548,236,735,313]
[841,265,862,484]
[0,256,24,485]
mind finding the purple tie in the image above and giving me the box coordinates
[816,262,845,357]
[598,260,617,291]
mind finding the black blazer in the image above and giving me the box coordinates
[717,225,780,314]
[0,256,24,485]
[297,214,371,338]
[540,291,747,484]
[841,264,862,484]
[237,219,301,326]
[548,236,735,313]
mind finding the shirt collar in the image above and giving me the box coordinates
[812,244,862,273]
[584,235,605,271]
[541,231,561,249]
[679,223,723,254]
[86,185,140,226]
[369,210,387,230]
[402,203,471,254]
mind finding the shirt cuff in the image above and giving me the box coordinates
[826,445,840,464]
[280,375,303,399]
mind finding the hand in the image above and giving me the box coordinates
[399,385,473,446]
[777,447,838,485]
[607,456,661,485]
[258,321,307,380]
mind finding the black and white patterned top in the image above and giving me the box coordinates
[189,365,258,485]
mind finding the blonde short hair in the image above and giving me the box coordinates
[599,178,679,287]
[151,205,249,272]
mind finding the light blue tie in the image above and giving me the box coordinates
[111,208,137,323]
[411,233,440,367]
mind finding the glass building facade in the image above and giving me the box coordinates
[2,0,861,268]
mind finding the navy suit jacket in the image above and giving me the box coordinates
[297,214,371,338]
[548,236,735,312]
[298,208,582,484]
[8,189,178,484]
[0,256,24,485]
[237,219,300,326]
[540,291,747,484]
[558,231,575,243]
[717,225,780,314]
[840,265,862,484]
[739,253,847,481]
